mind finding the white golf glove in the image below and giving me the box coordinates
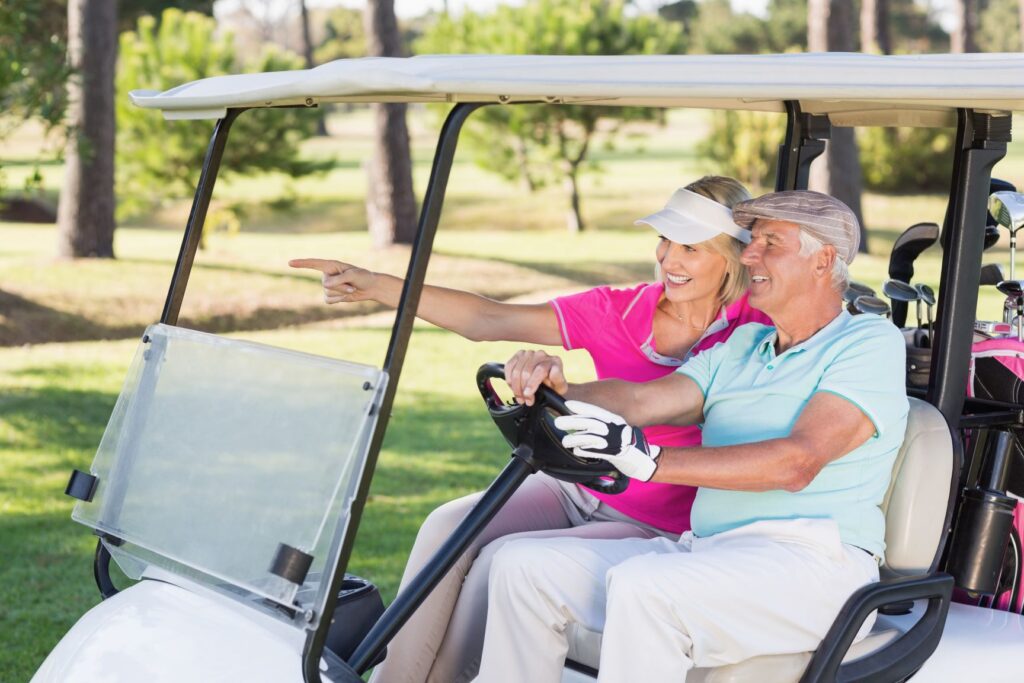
[554,400,661,482]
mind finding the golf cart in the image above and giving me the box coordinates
[33,53,1024,682]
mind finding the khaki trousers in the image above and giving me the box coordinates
[474,518,879,683]
[368,473,673,683]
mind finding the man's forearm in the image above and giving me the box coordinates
[565,379,645,424]
[651,439,816,492]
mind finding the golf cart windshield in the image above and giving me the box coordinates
[72,324,387,625]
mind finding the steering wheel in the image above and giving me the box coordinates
[476,362,628,495]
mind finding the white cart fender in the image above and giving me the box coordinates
[33,579,310,683]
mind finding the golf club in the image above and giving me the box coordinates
[996,279,1024,341]
[985,225,1001,251]
[887,222,939,327]
[851,295,891,318]
[989,192,1024,280]
[843,281,876,304]
[981,263,1006,286]
[916,283,936,341]
[883,279,921,327]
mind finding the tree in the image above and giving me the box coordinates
[861,0,892,54]
[418,0,684,232]
[978,0,1024,51]
[298,0,327,135]
[807,0,867,253]
[363,0,418,248]
[314,7,366,62]
[116,9,326,219]
[952,0,979,53]
[57,0,118,259]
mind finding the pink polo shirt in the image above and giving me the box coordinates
[549,283,770,534]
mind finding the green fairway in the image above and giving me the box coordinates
[2,105,1023,680]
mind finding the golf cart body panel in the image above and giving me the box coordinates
[559,601,1024,683]
[33,575,307,683]
[130,53,1024,127]
[39,52,1023,683]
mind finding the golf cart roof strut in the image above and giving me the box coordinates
[929,110,1011,427]
[775,101,830,192]
[301,102,486,683]
[161,108,244,326]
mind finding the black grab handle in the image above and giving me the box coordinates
[800,572,954,683]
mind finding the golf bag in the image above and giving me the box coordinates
[955,337,1024,613]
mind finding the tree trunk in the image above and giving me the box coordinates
[57,0,117,259]
[1019,0,1024,52]
[558,121,590,233]
[299,0,328,136]
[564,171,583,233]
[860,0,891,54]
[808,0,868,253]
[364,0,417,247]
[951,0,978,53]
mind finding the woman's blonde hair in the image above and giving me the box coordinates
[655,175,752,306]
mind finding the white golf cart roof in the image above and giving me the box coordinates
[130,52,1024,127]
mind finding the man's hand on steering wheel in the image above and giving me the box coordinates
[505,349,569,406]
[555,401,661,482]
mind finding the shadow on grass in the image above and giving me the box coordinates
[0,286,378,346]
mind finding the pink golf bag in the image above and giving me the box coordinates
[958,336,1024,613]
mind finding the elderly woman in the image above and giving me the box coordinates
[290,175,770,683]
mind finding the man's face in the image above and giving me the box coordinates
[740,219,817,317]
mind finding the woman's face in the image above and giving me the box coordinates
[656,236,729,306]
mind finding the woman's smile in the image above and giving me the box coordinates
[664,272,693,286]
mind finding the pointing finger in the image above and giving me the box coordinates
[289,258,346,275]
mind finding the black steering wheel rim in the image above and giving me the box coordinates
[476,362,628,495]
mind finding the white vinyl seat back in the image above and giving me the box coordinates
[878,397,954,577]
[564,396,955,682]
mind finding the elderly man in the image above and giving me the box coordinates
[472,191,909,682]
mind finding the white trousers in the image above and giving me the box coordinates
[369,474,672,683]
[474,518,880,683]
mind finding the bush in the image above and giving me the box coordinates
[697,110,787,191]
[116,9,328,219]
[859,127,954,193]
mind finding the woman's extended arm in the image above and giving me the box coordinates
[289,258,563,345]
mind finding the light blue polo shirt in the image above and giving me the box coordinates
[677,310,908,558]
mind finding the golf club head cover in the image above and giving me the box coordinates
[555,400,661,481]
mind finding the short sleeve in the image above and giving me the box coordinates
[675,340,730,399]
[816,320,908,438]
[550,285,643,351]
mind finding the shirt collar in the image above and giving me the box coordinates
[757,309,850,359]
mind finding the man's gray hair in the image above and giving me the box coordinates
[798,228,849,292]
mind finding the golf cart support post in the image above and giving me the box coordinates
[71,53,1024,683]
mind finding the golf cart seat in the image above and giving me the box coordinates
[563,397,954,682]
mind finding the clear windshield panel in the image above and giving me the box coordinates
[74,324,387,623]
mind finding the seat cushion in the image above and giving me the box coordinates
[567,619,902,682]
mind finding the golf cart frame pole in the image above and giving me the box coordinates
[301,102,485,683]
[775,101,830,192]
[161,108,245,326]
[91,108,245,597]
[928,110,1011,425]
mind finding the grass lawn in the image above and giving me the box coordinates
[1,106,1023,680]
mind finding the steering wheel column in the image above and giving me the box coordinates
[348,362,628,673]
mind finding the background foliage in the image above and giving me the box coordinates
[115,9,328,219]
[416,0,686,230]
